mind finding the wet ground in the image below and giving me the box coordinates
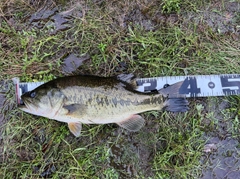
[202,137,240,179]
[0,80,15,164]
[183,1,240,37]
[0,92,5,157]
[1,0,240,178]
[201,97,240,179]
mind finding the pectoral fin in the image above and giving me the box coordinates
[68,122,82,137]
[63,104,87,117]
[117,114,145,132]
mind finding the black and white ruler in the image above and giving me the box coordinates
[12,74,240,104]
[135,74,240,97]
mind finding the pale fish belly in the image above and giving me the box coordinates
[51,108,134,124]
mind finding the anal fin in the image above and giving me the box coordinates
[68,122,82,137]
[117,114,145,132]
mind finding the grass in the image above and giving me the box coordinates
[1,0,240,178]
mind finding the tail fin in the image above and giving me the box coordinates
[163,98,189,112]
[158,81,189,112]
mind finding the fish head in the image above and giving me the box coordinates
[19,85,64,118]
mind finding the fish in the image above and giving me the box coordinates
[19,75,189,137]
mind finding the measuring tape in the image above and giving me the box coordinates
[135,74,240,97]
[12,74,240,104]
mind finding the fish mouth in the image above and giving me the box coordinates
[18,100,30,111]
[18,103,27,109]
[18,98,36,112]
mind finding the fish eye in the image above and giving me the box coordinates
[30,91,36,98]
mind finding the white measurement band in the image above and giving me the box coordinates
[136,74,240,97]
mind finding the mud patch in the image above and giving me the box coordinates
[201,97,240,178]
[182,1,240,37]
[201,137,240,179]
[61,53,90,74]
[29,3,82,34]
[105,119,159,178]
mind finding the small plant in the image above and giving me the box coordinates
[98,42,108,62]
[98,42,107,52]
[103,168,119,179]
[162,0,181,14]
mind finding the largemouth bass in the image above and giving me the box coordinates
[19,75,188,137]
